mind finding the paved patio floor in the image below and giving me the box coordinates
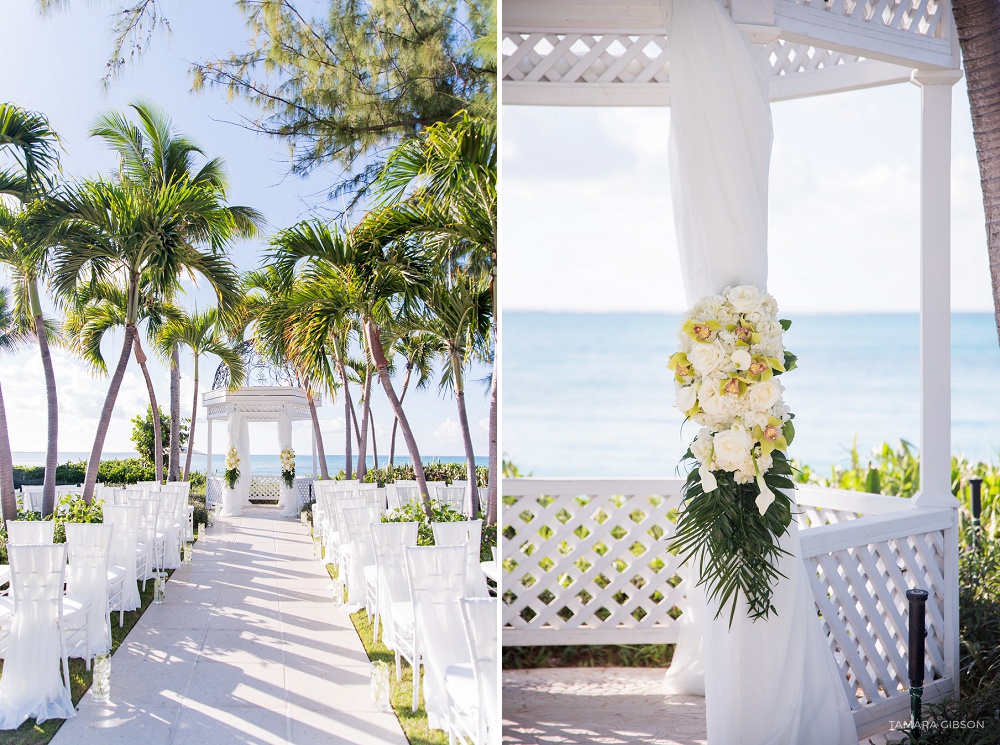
[502,668,899,745]
[52,507,407,745]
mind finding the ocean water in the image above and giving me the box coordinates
[503,312,1000,478]
[11,452,485,477]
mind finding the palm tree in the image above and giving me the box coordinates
[41,174,247,503]
[0,103,62,516]
[242,266,335,479]
[62,280,182,481]
[0,287,31,519]
[374,113,496,522]
[271,220,434,510]
[157,307,244,481]
[417,278,491,515]
[89,101,261,482]
[346,355,373,480]
[389,332,440,466]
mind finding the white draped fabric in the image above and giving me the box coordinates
[0,544,75,728]
[222,412,245,517]
[278,412,298,517]
[66,523,113,656]
[661,2,858,743]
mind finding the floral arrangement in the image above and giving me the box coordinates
[224,446,240,490]
[668,285,798,624]
[280,447,296,488]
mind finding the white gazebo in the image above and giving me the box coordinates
[203,347,322,518]
[502,0,963,739]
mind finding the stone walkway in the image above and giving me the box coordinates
[52,507,407,745]
[502,668,898,745]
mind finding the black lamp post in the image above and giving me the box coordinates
[970,477,983,551]
[907,588,929,740]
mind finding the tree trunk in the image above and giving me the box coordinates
[168,343,181,481]
[357,373,371,480]
[0,379,18,520]
[83,323,138,503]
[338,358,353,480]
[365,319,430,515]
[183,353,199,481]
[134,337,164,482]
[389,363,414,467]
[487,349,498,526]
[306,383,329,479]
[371,404,379,470]
[31,282,58,517]
[451,352,478,518]
[953,1,1000,341]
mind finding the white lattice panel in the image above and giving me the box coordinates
[296,477,314,506]
[792,0,947,39]
[806,529,947,709]
[206,477,224,507]
[249,476,281,500]
[503,488,686,644]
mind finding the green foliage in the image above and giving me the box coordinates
[382,498,496,560]
[503,644,674,670]
[96,458,156,485]
[352,461,487,487]
[0,495,103,563]
[503,459,529,478]
[13,461,86,488]
[130,405,188,471]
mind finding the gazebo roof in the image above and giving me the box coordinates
[202,387,318,422]
[502,0,961,107]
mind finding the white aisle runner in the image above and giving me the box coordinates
[51,508,407,745]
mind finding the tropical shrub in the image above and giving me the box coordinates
[382,499,496,560]
[353,462,488,487]
[0,495,104,561]
[130,405,189,471]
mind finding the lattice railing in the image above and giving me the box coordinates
[206,477,224,508]
[502,479,959,738]
[249,476,281,501]
[791,0,947,39]
[295,477,314,506]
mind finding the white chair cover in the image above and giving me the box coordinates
[6,521,55,545]
[432,520,489,598]
[405,545,468,732]
[156,490,182,569]
[455,597,498,744]
[370,521,419,650]
[433,486,465,513]
[388,486,419,512]
[0,544,75,728]
[19,487,43,513]
[341,505,382,612]
[130,495,161,580]
[65,523,113,655]
[103,504,142,611]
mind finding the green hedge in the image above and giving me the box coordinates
[13,459,207,488]
[330,461,489,487]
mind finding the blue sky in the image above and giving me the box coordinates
[0,1,490,457]
[503,78,992,314]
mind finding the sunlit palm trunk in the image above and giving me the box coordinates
[306,384,329,479]
[389,363,414,467]
[357,374,371,480]
[84,323,138,503]
[371,409,379,469]
[134,337,164,482]
[366,320,430,514]
[168,344,181,481]
[0,380,17,519]
[336,357,353,480]
[487,353,498,525]
[451,354,478,518]
[183,354,199,482]
[953,0,1000,342]
[30,282,58,517]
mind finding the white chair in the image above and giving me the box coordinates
[341,505,382,613]
[65,523,113,660]
[0,544,77,728]
[434,485,466,513]
[19,487,43,513]
[6,520,55,545]
[156,490,182,569]
[388,485,420,512]
[447,598,498,745]
[327,496,366,568]
[371,521,419,682]
[129,495,163,588]
[432,520,489,598]
[103,505,142,619]
[405,544,469,726]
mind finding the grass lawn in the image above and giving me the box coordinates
[325,563,448,745]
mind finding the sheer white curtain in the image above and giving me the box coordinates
[660,2,858,743]
[278,411,298,517]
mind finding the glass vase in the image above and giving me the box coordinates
[153,574,166,604]
[370,660,391,712]
[183,541,193,563]
[92,653,111,703]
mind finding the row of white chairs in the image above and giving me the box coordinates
[313,479,486,517]
[312,482,495,744]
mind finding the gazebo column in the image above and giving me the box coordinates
[206,417,213,475]
[912,68,963,509]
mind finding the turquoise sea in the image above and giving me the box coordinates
[503,312,1000,478]
[11,452,485,477]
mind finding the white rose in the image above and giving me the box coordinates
[712,425,754,472]
[731,349,751,370]
[748,379,782,412]
[691,430,714,464]
[726,285,764,315]
[675,384,698,413]
[698,381,726,419]
[688,341,727,376]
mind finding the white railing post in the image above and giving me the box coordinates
[206,417,213,477]
[911,68,962,509]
